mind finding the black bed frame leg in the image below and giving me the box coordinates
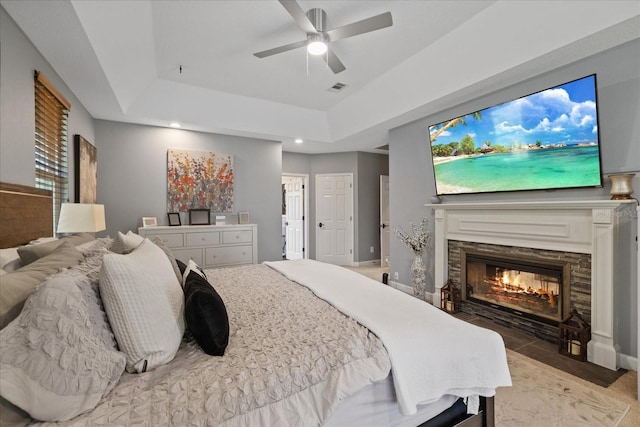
[483,396,495,427]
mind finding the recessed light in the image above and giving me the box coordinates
[169,122,181,128]
[294,138,303,144]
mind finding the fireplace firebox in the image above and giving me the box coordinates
[463,252,571,325]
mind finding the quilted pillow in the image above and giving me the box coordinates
[99,238,185,373]
[0,264,126,421]
[109,230,144,254]
[151,237,182,284]
[0,241,84,329]
[183,267,229,356]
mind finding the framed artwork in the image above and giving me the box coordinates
[167,212,181,226]
[189,209,210,225]
[142,217,157,227]
[167,148,234,213]
[74,135,97,203]
[239,211,249,224]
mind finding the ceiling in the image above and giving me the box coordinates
[3,1,639,154]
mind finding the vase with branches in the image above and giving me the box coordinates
[394,218,430,299]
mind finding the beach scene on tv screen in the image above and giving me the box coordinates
[429,75,602,195]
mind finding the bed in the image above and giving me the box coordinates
[0,183,511,426]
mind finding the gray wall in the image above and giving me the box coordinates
[283,151,389,262]
[389,39,640,358]
[95,120,282,263]
[0,5,94,193]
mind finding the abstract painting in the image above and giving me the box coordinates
[167,148,234,213]
[74,135,97,203]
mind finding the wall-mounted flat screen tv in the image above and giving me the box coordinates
[428,74,603,196]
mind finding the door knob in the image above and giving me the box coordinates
[319,222,324,228]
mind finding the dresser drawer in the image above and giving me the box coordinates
[171,248,204,267]
[186,232,220,247]
[205,245,253,267]
[222,230,253,244]
[152,233,184,248]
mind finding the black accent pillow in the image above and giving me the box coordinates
[176,259,187,276]
[183,270,229,356]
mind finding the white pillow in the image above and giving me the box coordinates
[99,239,184,373]
[110,231,144,254]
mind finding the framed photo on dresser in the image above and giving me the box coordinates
[167,212,181,226]
[189,209,210,225]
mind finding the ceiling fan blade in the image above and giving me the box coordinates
[253,39,308,58]
[324,47,346,74]
[326,12,392,42]
[279,0,318,34]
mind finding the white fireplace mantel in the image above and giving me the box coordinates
[427,199,637,371]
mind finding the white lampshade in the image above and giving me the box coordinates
[57,203,106,233]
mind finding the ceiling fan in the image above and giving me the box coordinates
[253,0,393,74]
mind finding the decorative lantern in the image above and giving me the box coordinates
[440,279,460,313]
[559,308,590,362]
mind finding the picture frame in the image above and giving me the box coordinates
[142,216,158,227]
[167,212,181,226]
[239,211,249,224]
[189,208,210,225]
[74,135,97,203]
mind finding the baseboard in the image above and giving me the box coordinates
[388,280,413,295]
[351,259,381,267]
[619,352,638,372]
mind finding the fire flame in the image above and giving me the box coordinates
[501,271,521,289]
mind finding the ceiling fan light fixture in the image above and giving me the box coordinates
[307,40,327,55]
[307,34,328,55]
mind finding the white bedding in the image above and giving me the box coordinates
[325,374,459,427]
[265,259,512,416]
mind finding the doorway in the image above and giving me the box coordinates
[282,174,308,260]
[315,173,354,266]
[380,175,390,267]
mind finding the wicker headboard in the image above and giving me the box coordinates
[0,182,53,249]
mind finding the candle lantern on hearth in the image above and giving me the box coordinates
[559,308,590,362]
[440,279,460,313]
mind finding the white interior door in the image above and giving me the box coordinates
[283,175,304,260]
[380,175,390,267]
[315,173,353,266]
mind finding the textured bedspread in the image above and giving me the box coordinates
[26,264,390,426]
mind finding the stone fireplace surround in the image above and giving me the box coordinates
[428,200,636,371]
[448,240,591,343]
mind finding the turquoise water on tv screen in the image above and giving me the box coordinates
[434,145,602,194]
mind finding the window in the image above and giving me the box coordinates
[34,71,71,232]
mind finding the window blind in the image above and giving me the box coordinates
[34,71,71,232]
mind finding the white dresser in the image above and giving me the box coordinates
[139,224,258,268]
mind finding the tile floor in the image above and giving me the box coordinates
[346,263,639,425]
